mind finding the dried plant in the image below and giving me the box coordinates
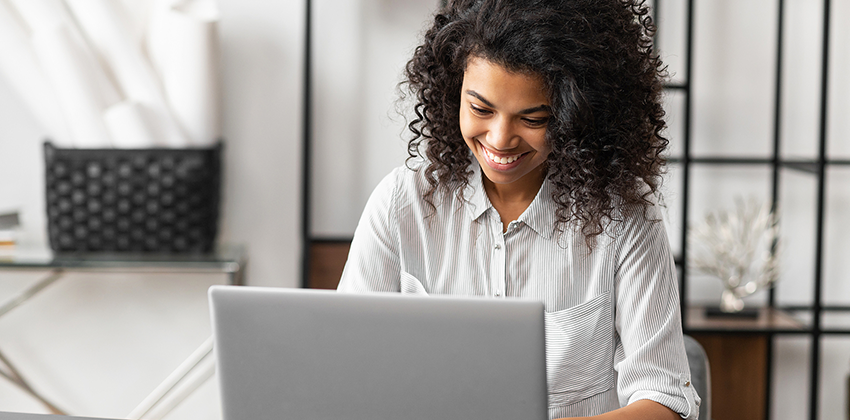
[688,197,781,312]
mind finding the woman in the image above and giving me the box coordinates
[338,0,700,418]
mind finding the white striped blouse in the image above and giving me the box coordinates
[337,162,700,419]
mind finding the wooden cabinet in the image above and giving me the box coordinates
[307,240,350,289]
[686,307,808,420]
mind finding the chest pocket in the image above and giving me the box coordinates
[544,290,615,407]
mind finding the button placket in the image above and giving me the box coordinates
[491,215,506,298]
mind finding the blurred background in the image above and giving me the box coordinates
[0,0,848,419]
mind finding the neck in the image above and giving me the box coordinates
[481,164,546,213]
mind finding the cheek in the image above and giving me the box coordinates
[459,111,484,139]
[458,113,472,138]
[532,130,552,155]
[530,135,552,164]
[526,131,550,154]
[459,117,476,151]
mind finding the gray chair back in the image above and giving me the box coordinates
[683,335,711,420]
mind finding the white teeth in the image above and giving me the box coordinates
[485,149,520,164]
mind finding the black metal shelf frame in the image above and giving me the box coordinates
[667,157,850,177]
[662,0,840,418]
[302,0,313,289]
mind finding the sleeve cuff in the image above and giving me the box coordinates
[629,374,701,420]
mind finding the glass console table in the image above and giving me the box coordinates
[0,244,247,419]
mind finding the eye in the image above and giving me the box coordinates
[522,117,549,128]
[469,104,492,116]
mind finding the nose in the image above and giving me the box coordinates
[486,117,519,150]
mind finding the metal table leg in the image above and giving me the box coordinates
[0,347,67,415]
[127,336,216,420]
[0,269,64,319]
[0,270,68,414]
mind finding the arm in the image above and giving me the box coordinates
[337,169,402,292]
[557,399,680,420]
[607,205,700,419]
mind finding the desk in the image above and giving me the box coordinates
[0,412,119,420]
[0,245,246,418]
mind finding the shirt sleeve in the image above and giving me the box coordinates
[337,168,403,293]
[613,205,701,419]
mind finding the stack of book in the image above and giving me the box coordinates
[0,211,20,248]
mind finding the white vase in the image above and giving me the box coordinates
[720,289,745,313]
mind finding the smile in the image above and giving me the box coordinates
[483,148,523,165]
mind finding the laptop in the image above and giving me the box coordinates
[209,286,549,420]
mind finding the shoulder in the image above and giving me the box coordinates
[365,163,438,215]
[604,182,668,243]
[377,161,468,202]
[374,162,431,199]
[609,179,664,220]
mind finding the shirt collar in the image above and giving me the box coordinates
[463,162,557,239]
[519,175,557,239]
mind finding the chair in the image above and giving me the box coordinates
[683,335,711,420]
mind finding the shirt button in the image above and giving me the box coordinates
[494,244,502,250]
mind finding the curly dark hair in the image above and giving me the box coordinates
[403,0,668,241]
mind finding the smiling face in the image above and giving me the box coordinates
[459,56,552,199]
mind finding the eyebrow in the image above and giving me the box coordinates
[465,90,551,114]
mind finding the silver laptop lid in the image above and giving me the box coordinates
[209,286,548,420]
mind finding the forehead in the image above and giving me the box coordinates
[462,56,549,105]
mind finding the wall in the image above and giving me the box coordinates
[310,0,439,237]
[0,0,304,418]
[0,0,304,289]
[216,0,304,289]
